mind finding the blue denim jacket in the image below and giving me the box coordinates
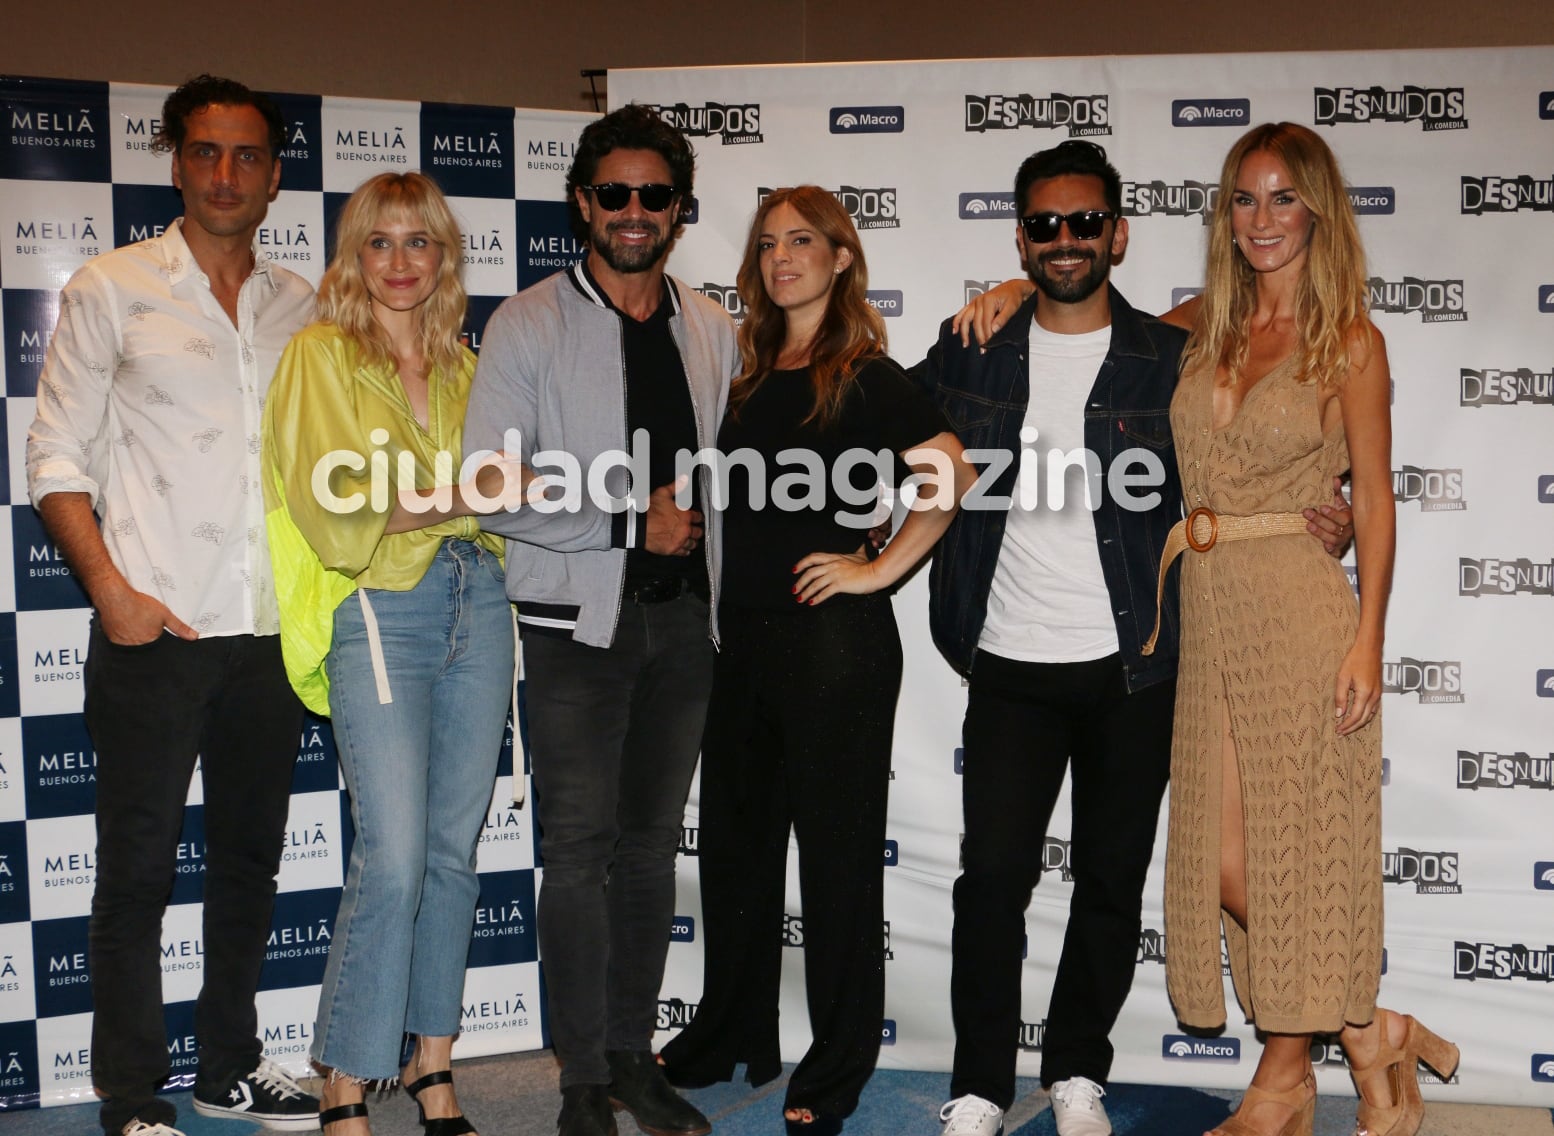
[910,285,1185,690]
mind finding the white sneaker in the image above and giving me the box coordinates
[122,1122,187,1136]
[1050,1076,1112,1136]
[938,1094,1004,1136]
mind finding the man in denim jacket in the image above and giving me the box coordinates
[916,142,1346,1136]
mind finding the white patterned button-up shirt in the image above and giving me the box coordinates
[26,218,316,637]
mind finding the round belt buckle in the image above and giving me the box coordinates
[1185,506,1219,553]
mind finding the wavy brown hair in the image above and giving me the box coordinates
[315,171,467,378]
[1185,122,1373,391]
[730,186,886,428]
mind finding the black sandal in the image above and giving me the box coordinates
[405,1070,477,1136]
[319,1101,369,1133]
[784,1108,843,1136]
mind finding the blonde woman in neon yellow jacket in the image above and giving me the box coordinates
[263,171,523,1136]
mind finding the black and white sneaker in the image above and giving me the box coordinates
[122,1120,187,1136]
[193,1059,320,1130]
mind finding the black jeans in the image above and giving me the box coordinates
[661,597,899,1119]
[84,625,303,1134]
[949,651,1173,1108]
[522,593,714,1088]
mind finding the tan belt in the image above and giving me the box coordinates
[1141,506,1310,657]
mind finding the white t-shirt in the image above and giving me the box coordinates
[977,320,1120,663]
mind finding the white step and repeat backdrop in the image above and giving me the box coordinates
[0,76,589,1111]
[614,48,1554,1107]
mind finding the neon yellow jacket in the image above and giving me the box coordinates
[262,321,502,714]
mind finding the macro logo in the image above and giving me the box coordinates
[1392,466,1464,511]
[1368,277,1465,322]
[958,192,1017,220]
[830,106,904,134]
[695,283,746,322]
[1543,92,1554,119]
[1540,286,1554,314]
[964,280,1010,305]
[1347,186,1397,215]
[1314,85,1467,131]
[1457,750,1554,791]
[964,93,1111,137]
[884,839,900,866]
[881,920,894,962]
[1171,287,1204,308]
[0,1021,38,1107]
[517,199,585,289]
[1310,1040,1351,1069]
[1461,174,1554,215]
[669,915,695,943]
[22,715,97,820]
[1539,476,1554,504]
[1538,669,1554,698]
[1018,1018,1046,1051]
[657,997,698,1031]
[1171,98,1250,127]
[110,182,183,257]
[1163,1034,1241,1062]
[1460,367,1554,407]
[1382,847,1461,894]
[881,1020,897,1047]
[1534,862,1554,891]
[330,122,411,166]
[160,926,204,980]
[677,825,698,856]
[649,101,763,145]
[264,91,323,192]
[462,226,507,268]
[1121,178,1217,224]
[1534,1054,1554,1083]
[1459,557,1554,597]
[1454,941,1554,982]
[866,290,904,318]
[290,714,339,795]
[1382,657,1462,703]
[1,81,110,182]
[168,807,206,906]
[421,102,515,198]
[0,825,28,925]
[1042,837,1073,882]
[1138,927,1167,965]
[759,185,898,230]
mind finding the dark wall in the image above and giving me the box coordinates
[2,0,1548,111]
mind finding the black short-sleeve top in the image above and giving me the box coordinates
[716,355,951,610]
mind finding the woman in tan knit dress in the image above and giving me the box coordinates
[1158,123,1457,1136]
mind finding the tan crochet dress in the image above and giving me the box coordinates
[1163,352,1383,1034]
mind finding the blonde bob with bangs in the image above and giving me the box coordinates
[315,171,468,378]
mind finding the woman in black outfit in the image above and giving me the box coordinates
[659,186,975,1135]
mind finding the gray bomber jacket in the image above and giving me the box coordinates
[465,262,737,647]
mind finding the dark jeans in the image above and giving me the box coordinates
[949,651,1173,1108]
[661,598,899,1119]
[84,625,303,1134]
[523,592,714,1088]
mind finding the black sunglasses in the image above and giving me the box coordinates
[1019,209,1117,242]
[586,182,678,212]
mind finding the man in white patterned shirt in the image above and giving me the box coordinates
[26,75,319,1136]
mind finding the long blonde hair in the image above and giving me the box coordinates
[1185,122,1372,390]
[315,171,467,378]
[729,186,886,428]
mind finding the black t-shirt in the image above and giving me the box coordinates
[717,356,950,610]
[579,264,708,597]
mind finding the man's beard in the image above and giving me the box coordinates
[1028,245,1110,304]
[591,217,672,274]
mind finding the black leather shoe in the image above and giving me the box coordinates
[404,1070,476,1136]
[558,1084,618,1136]
[606,1050,711,1136]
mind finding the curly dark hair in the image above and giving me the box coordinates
[152,74,285,156]
[564,103,696,241]
[1013,139,1122,215]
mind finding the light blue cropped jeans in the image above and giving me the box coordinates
[312,540,514,1079]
